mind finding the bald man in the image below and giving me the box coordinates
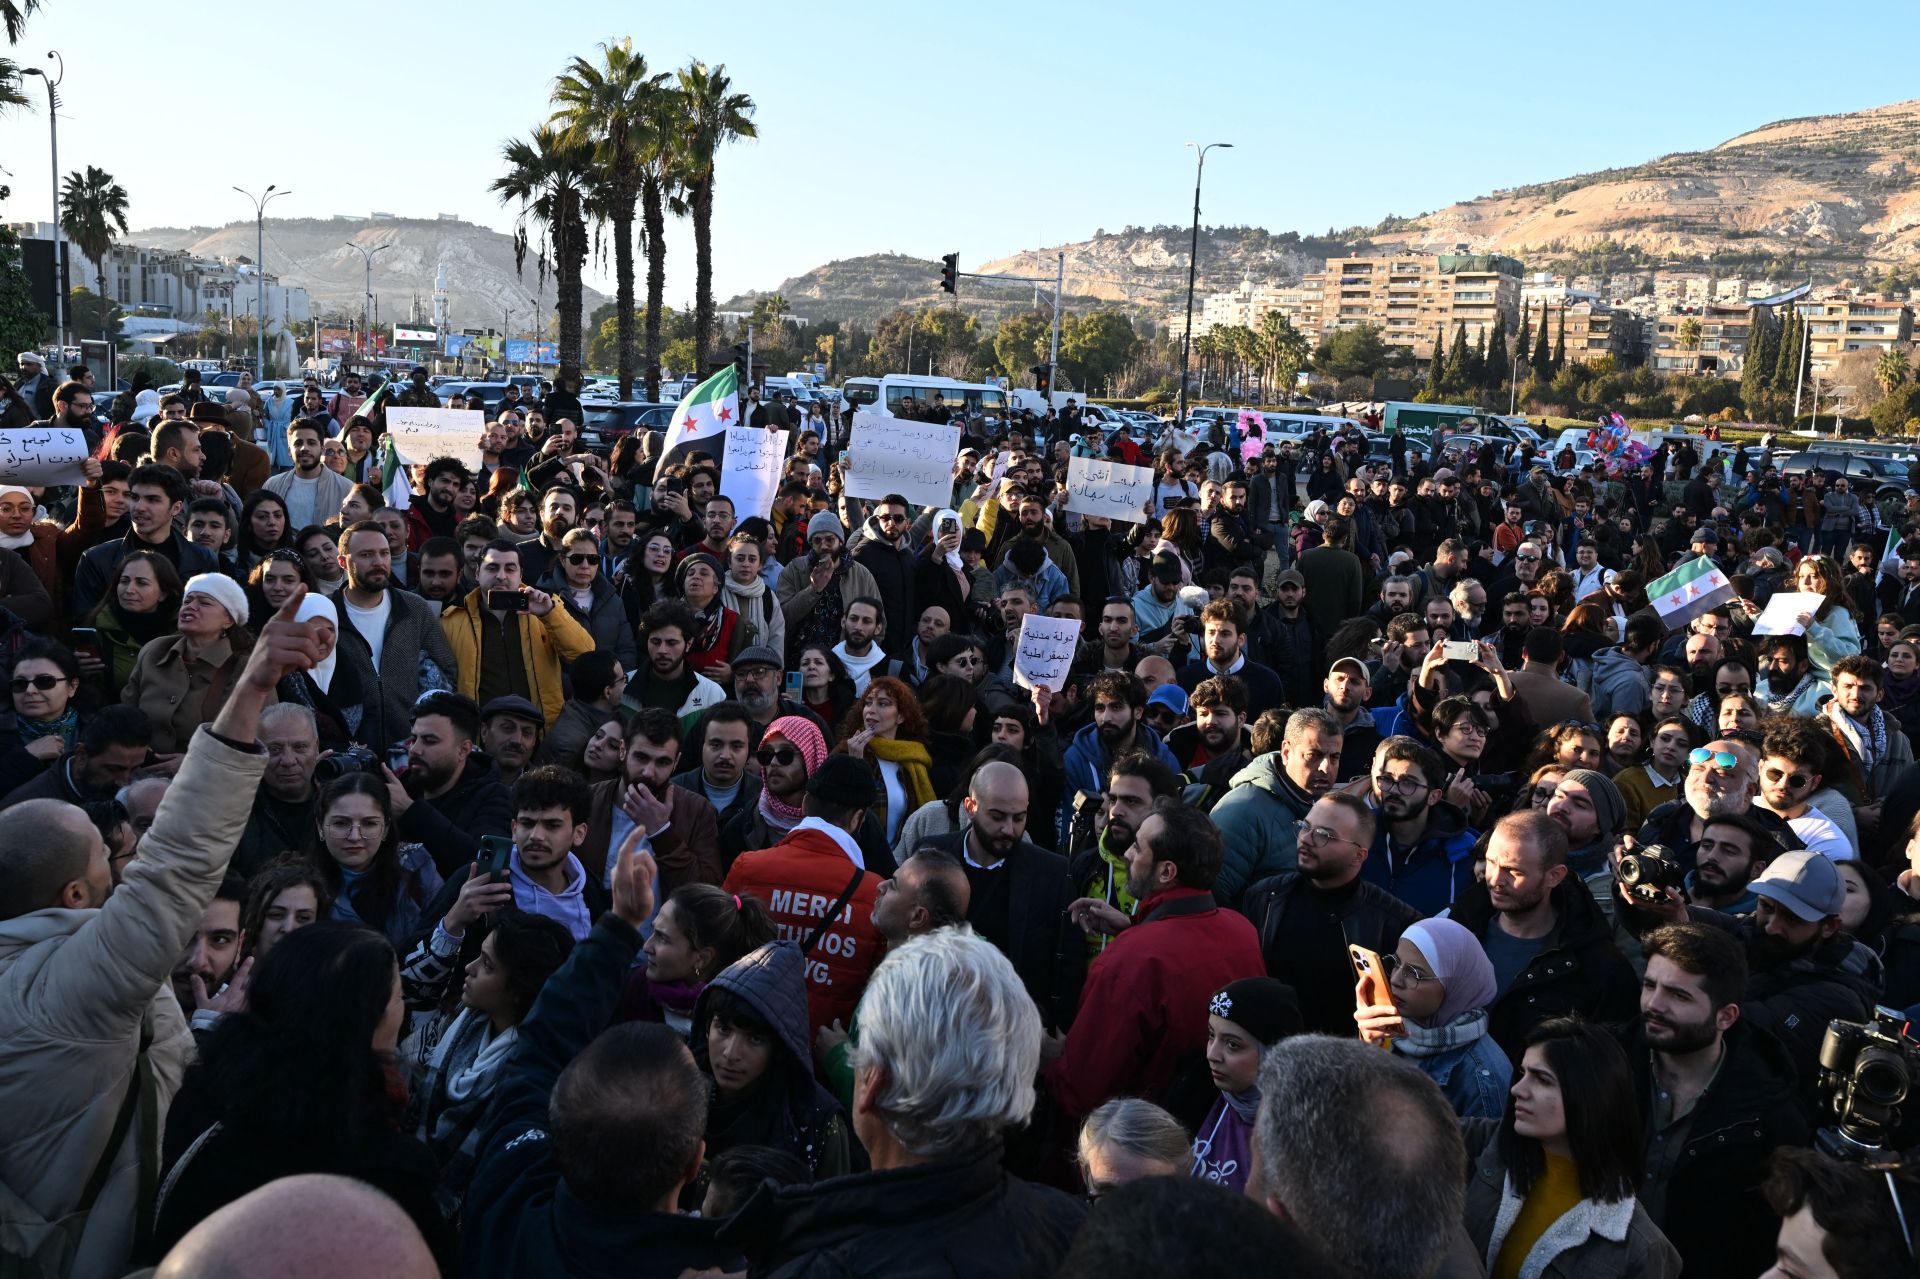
[923,761,1083,1028]
[118,775,171,855]
[1134,654,1177,694]
[155,1174,438,1279]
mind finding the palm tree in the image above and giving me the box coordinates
[2,0,41,43]
[674,61,755,368]
[491,125,592,376]
[0,59,28,111]
[552,40,672,399]
[1876,345,1911,398]
[59,165,128,339]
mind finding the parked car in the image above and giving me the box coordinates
[1777,449,1911,499]
[579,401,675,447]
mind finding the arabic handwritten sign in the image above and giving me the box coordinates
[843,410,960,512]
[0,427,88,486]
[719,426,787,520]
[1012,613,1081,692]
[384,406,485,469]
[1064,455,1155,523]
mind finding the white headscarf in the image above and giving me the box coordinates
[293,594,338,693]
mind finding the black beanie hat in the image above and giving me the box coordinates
[1208,978,1303,1046]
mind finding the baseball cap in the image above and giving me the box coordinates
[1750,851,1847,922]
[1692,527,1719,546]
[734,645,782,670]
[1149,551,1185,584]
[1329,656,1369,681]
[1276,568,1305,588]
[1147,684,1188,716]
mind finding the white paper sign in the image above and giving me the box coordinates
[0,427,88,485]
[719,426,786,520]
[1012,613,1082,692]
[384,406,484,469]
[1065,455,1155,523]
[1750,591,1828,637]
[843,410,960,512]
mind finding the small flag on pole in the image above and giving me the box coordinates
[1647,555,1735,631]
[660,364,741,470]
[379,431,412,512]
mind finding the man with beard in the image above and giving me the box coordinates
[1211,708,1344,908]
[671,701,760,829]
[0,704,151,811]
[1365,574,1416,631]
[170,872,248,1020]
[479,695,543,788]
[392,456,466,553]
[1059,671,1179,846]
[1508,627,1594,726]
[1447,809,1639,1062]
[442,540,596,731]
[414,537,468,608]
[1755,718,1853,861]
[923,762,1082,1029]
[1545,768,1629,903]
[1422,593,1463,644]
[718,714,889,871]
[1631,924,1810,1279]
[623,602,726,733]
[705,646,824,751]
[1679,812,1772,915]
[1045,798,1264,1121]
[1167,675,1251,790]
[1065,751,1181,959]
[1321,656,1381,782]
[1356,737,1476,915]
[323,521,458,751]
[1757,634,1828,716]
[514,486,580,585]
[72,463,221,621]
[1637,737,1799,871]
[384,691,512,877]
[832,597,890,693]
[231,704,323,875]
[1242,793,1419,1036]
[1174,600,1284,718]
[574,707,721,909]
[1820,655,1914,816]
[776,512,883,663]
[1616,715,1692,832]
[1448,578,1491,640]
[989,490,1082,601]
[1072,597,1147,679]
[264,418,356,535]
[1370,613,1430,712]
[682,492,738,566]
[848,494,915,657]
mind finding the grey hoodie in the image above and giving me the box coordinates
[1588,646,1650,721]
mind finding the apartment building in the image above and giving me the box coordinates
[1553,301,1641,367]
[1648,305,1754,377]
[1797,292,1913,374]
[1168,276,1328,341]
[1320,252,1523,362]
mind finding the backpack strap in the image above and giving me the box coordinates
[801,864,867,956]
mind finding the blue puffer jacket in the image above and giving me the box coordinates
[1058,720,1179,844]
[1360,799,1477,915]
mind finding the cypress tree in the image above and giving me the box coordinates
[1742,307,1775,412]
[1485,312,1511,389]
[1445,323,1470,390]
[1772,306,1800,394]
[1469,326,1488,388]
[1531,303,1553,375]
[1551,307,1567,373]
[1514,307,1532,367]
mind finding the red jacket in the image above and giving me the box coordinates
[1044,885,1264,1121]
[723,826,885,1034]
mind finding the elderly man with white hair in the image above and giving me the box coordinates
[720,929,1085,1276]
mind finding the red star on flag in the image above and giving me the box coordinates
[1668,593,1684,606]
[1687,584,1700,598]
[716,406,732,422]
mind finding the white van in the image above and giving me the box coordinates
[844,374,1009,426]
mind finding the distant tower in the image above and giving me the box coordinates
[432,262,449,332]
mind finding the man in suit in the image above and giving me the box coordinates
[924,761,1082,1031]
[1506,627,1595,727]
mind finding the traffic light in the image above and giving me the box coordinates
[1032,363,1052,397]
[940,253,959,294]
[731,341,749,368]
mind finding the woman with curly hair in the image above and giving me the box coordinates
[836,675,935,846]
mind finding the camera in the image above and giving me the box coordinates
[314,744,381,783]
[1816,1008,1920,1158]
[1618,843,1686,901]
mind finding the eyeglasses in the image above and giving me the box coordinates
[756,747,800,767]
[323,817,386,836]
[1689,747,1740,773]
[564,553,599,566]
[10,674,65,692]
[1374,773,1429,796]
[1298,824,1362,849]
[1444,720,1488,738]
[1384,954,1438,985]
[1762,765,1812,790]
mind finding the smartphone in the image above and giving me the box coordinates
[476,835,514,882]
[784,670,804,697]
[387,744,410,775]
[1442,640,1479,662]
[937,516,960,539]
[70,626,98,643]
[1349,943,1390,1009]
[487,589,529,613]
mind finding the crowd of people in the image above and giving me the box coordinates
[1,350,1917,1279]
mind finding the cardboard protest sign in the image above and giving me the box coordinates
[0,428,87,485]
[1012,613,1081,692]
[1065,456,1155,523]
[718,426,787,519]
[843,411,960,511]
[384,407,485,469]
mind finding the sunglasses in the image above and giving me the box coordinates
[1515,554,1540,563]
[11,674,66,692]
[564,553,599,566]
[1762,765,1812,790]
[1689,747,1740,773]
[755,747,800,767]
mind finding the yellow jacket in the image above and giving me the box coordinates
[441,589,595,727]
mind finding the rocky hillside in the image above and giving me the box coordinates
[129,215,608,331]
[1388,98,1920,273]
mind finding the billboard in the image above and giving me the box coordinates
[503,340,558,366]
[318,328,356,354]
[393,325,436,345]
[443,333,474,357]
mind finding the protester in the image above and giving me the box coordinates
[121,572,256,759]
[1076,1097,1189,1198]
[1353,917,1512,1118]
[1188,976,1301,1191]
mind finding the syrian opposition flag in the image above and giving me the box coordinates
[661,364,741,469]
[1648,555,1735,631]
[379,431,413,511]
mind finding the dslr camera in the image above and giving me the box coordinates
[1618,843,1686,902]
[313,744,381,783]
[1816,1008,1920,1158]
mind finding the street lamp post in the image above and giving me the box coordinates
[235,185,290,378]
[1177,141,1232,428]
[344,241,388,359]
[22,53,64,353]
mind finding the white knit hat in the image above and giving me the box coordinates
[181,572,249,630]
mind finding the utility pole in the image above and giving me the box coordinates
[235,185,290,377]
[1048,251,1064,374]
[1178,141,1234,427]
[22,53,64,353]
[344,241,388,359]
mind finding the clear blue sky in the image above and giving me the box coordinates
[4,0,1919,309]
